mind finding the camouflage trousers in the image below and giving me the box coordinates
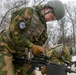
[0,51,36,75]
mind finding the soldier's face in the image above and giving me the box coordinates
[45,13,56,22]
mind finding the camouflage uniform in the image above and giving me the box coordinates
[0,6,47,75]
[46,44,71,65]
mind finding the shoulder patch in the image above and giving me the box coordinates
[19,22,26,29]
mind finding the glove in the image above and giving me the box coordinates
[31,45,44,56]
[41,66,46,75]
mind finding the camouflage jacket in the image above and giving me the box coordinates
[46,44,71,64]
[0,6,47,52]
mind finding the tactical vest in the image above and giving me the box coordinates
[22,10,47,45]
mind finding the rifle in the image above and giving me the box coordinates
[13,53,76,75]
[65,61,76,67]
[13,53,51,73]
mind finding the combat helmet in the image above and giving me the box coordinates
[44,0,65,20]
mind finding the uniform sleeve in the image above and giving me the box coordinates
[62,46,71,62]
[9,7,34,48]
[11,32,34,48]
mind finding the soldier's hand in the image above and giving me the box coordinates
[41,66,46,75]
[31,45,44,56]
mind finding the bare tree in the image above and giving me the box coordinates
[65,3,76,47]
[0,0,29,29]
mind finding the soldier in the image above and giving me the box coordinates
[41,44,72,75]
[0,0,65,75]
